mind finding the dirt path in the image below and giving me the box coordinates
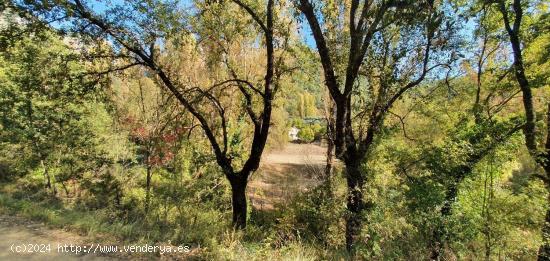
[248,143,330,210]
[0,215,114,260]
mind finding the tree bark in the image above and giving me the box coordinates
[324,137,334,189]
[323,97,335,185]
[345,161,365,252]
[41,160,51,190]
[324,117,335,179]
[229,175,248,229]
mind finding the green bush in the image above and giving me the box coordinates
[298,126,315,143]
[311,123,325,141]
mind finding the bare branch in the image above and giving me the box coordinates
[389,111,417,141]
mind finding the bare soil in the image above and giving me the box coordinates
[248,143,329,210]
[0,214,112,260]
[0,214,199,260]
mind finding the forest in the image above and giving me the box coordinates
[0,0,549,260]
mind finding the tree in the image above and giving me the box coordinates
[423,6,527,256]
[12,0,294,228]
[0,24,104,195]
[296,0,453,252]
[481,0,550,258]
[112,70,186,214]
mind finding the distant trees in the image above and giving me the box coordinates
[297,125,315,142]
[298,92,317,118]
[0,25,105,195]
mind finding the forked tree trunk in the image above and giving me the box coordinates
[229,175,248,229]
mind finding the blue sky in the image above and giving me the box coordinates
[85,0,475,68]
[87,0,316,46]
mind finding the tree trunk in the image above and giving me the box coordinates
[41,160,51,190]
[431,181,459,260]
[322,91,336,197]
[324,133,334,182]
[145,165,152,214]
[497,4,549,257]
[345,161,365,252]
[229,176,248,229]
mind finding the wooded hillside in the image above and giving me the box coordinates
[1,0,549,260]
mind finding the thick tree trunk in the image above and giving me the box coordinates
[229,176,248,229]
[322,91,336,196]
[345,161,365,252]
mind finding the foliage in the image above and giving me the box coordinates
[297,126,315,143]
[0,0,549,260]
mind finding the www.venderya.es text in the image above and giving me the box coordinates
[10,243,190,255]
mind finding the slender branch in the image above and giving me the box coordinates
[230,0,268,33]
[71,0,235,176]
[389,111,417,141]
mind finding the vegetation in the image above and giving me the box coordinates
[0,0,549,260]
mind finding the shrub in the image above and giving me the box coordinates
[298,126,315,143]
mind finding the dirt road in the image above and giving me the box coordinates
[0,215,112,260]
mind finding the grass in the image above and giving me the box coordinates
[0,192,348,260]
[0,160,352,261]
[0,193,124,242]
